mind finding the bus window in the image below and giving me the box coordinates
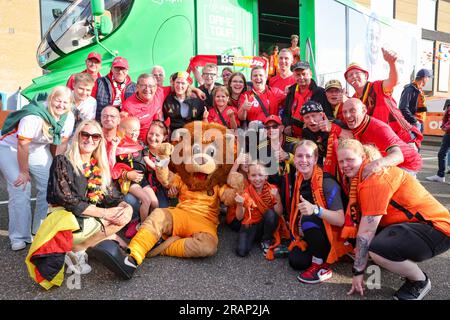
[37,0,132,67]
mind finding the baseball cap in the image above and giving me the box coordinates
[112,56,129,69]
[263,115,282,126]
[416,68,433,78]
[344,63,369,80]
[87,52,102,63]
[300,100,323,116]
[325,79,342,91]
[291,61,311,72]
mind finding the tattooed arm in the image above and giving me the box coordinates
[347,215,383,297]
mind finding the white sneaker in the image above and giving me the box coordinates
[426,175,445,183]
[11,241,26,251]
[65,251,92,275]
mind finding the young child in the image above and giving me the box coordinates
[72,73,97,129]
[143,120,171,208]
[234,162,283,257]
[113,117,158,238]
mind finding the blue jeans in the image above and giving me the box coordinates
[0,144,52,245]
[437,133,450,177]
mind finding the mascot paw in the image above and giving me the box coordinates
[158,143,174,159]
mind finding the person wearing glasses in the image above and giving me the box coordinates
[151,65,166,87]
[257,115,297,221]
[122,73,165,142]
[46,120,132,274]
[221,67,233,86]
[94,56,136,121]
[66,51,102,97]
[198,63,222,108]
[0,86,75,251]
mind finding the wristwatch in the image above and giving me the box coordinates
[313,205,323,218]
[352,267,365,276]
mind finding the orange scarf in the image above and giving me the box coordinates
[341,160,368,239]
[289,165,352,263]
[242,182,276,225]
[323,124,340,179]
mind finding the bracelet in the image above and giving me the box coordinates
[352,267,365,276]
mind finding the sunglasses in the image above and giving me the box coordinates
[80,131,102,142]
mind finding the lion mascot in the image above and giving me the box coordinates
[94,121,243,279]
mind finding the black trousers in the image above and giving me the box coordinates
[236,209,277,257]
[369,223,450,262]
[288,227,331,271]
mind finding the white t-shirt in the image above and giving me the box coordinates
[0,113,75,153]
[73,96,97,121]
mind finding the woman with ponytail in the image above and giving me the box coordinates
[289,140,351,284]
[338,139,450,300]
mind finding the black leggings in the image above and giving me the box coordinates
[288,227,331,270]
[369,223,450,262]
[236,209,278,257]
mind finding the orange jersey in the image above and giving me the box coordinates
[358,167,450,236]
[171,174,229,226]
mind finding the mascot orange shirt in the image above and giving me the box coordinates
[128,122,241,265]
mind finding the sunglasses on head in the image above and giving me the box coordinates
[80,131,102,142]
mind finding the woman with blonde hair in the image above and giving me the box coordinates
[0,86,75,251]
[338,139,450,300]
[45,119,132,274]
[289,140,350,284]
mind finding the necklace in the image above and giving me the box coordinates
[83,157,104,204]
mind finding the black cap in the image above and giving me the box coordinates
[416,68,433,78]
[300,100,323,116]
[291,60,311,72]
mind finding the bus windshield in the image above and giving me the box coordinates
[37,0,132,67]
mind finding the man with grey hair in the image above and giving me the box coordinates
[122,73,165,142]
[151,65,166,87]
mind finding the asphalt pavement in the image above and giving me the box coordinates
[0,142,449,301]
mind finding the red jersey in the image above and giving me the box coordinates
[352,116,422,172]
[207,105,240,129]
[66,69,101,97]
[122,87,167,142]
[269,74,295,93]
[238,87,286,123]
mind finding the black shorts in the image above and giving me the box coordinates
[369,223,450,262]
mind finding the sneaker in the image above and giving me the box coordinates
[426,175,445,183]
[273,244,289,258]
[11,241,27,251]
[393,274,431,300]
[260,240,272,255]
[124,219,140,239]
[65,251,92,275]
[297,262,333,284]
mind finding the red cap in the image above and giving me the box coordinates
[344,63,369,80]
[87,52,102,63]
[112,56,129,70]
[264,115,282,125]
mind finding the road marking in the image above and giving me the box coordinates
[0,230,8,237]
[0,198,36,205]
[422,157,438,160]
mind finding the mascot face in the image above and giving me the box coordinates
[172,121,236,191]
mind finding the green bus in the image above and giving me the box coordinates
[22,0,420,101]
